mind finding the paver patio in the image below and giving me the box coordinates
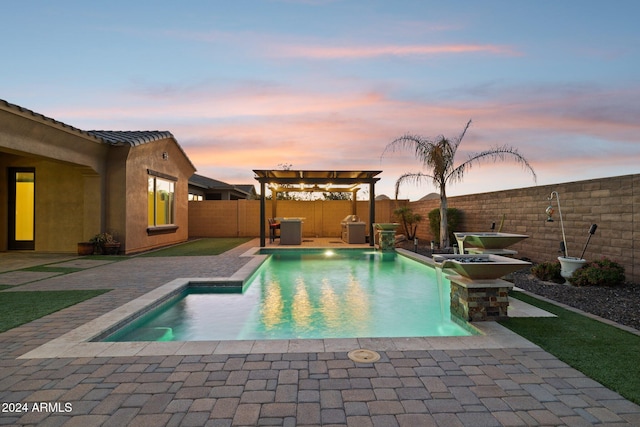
[1,239,639,426]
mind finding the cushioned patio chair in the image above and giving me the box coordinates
[269,218,280,242]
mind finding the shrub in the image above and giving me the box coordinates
[531,261,564,283]
[428,208,462,245]
[393,206,423,240]
[569,258,626,287]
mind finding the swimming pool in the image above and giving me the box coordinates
[103,249,473,342]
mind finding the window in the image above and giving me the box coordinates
[148,175,175,227]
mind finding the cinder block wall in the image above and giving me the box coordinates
[409,174,639,282]
[188,199,396,239]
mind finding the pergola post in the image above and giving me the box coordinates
[351,189,358,215]
[260,181,266,247]
[369,181,375,246]
[272,188,278,220]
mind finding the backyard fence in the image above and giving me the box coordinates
[188,198,398,239]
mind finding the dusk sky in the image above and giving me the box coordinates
[3,1,639,200]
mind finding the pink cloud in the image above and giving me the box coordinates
[274,43,521,59]
[49,79,640,199]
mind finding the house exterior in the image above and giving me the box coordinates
[188,173,257,200]
[1,99,196,254]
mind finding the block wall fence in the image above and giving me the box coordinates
[188,198,398,240]
[408,174,639,283]
[189,173,639,282]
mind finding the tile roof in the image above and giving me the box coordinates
[1,99,174,147]
[1,98,196,172]
[189,173,231,189]
[87,130,175,146]
[189,173,255,196]
[1,98,98,142]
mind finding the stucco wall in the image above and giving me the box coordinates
[408,174,639,282]
[0,153,96,252]
[0,106,109,175]
[1,107,108,252]
[121,139,195,254]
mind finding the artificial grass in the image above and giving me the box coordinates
[139,237,252,257]
[22,266,84,274]
[0,289,110,333]
[500,291,640,405]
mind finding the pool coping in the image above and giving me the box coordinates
[18,247,538,359]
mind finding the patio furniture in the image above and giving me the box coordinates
[268,218,280,242]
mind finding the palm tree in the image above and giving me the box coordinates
[382,119,537,248]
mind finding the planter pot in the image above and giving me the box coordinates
[558,256,587,282]
[103,242,121,255]
[77,242,94,256]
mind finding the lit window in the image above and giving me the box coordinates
[148,176,175,226]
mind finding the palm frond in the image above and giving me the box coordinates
[448,145,538,184]
[394,172,436,199]
[381,134,436,167]
[450,119,472,152]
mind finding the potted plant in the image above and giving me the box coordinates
[90,232,121,255]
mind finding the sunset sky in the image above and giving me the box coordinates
[3,1,639,199]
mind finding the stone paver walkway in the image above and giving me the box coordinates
[1,240,639,426]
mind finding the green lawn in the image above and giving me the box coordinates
[139,237,252,256]
[0,290,110,333]
[500,291,640,405]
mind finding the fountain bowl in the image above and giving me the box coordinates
[454,232,529,250]
[374,223,400,231]
[433,254,531,280]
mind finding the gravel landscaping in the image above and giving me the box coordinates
[510,268,640,331]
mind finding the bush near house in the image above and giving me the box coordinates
[570,258,626,287]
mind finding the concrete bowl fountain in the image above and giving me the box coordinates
[454,232,529,251]
[433,254,531,280]
[373,223,400,251]
[374,223,400,231]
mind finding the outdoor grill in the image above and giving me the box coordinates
[341,215,366,244]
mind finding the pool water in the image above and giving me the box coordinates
[103,249,472,341]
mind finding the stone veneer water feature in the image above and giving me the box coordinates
[433,254,531,321]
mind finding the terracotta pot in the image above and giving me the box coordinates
[77,242,94,256]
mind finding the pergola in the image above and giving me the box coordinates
[253,170,382,247]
